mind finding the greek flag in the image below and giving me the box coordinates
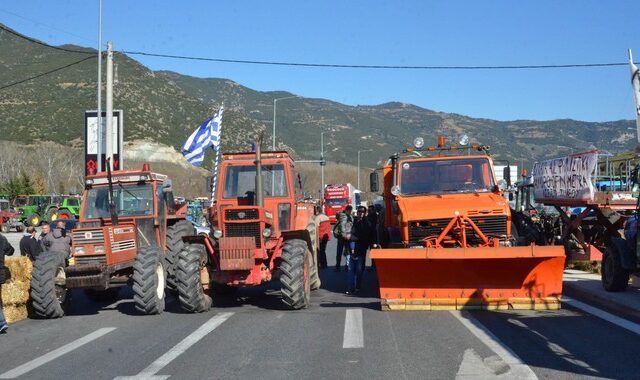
[181,107,224,167]
[630,49,640,143]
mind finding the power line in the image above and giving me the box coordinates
[122,50,635,70]
[0,24,93,55]
[0,55,96,90]
[0,9,95,44]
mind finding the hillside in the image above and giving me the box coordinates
[0,23,637,175]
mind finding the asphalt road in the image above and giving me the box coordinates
[1,237,640,379]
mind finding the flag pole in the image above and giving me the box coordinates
[211,103,224,201]
[629,49,640,143]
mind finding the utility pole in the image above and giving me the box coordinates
[321,131,325,193]
[96,0,103,172]
[105,41,114,170]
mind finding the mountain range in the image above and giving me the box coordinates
[0,23,637,172]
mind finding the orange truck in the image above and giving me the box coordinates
[369,136,565,311]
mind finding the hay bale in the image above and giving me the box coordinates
[1,280,31,305]
[3,303,28,323]
[4,257,33,282]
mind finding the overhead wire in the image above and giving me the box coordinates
[0,55,96,90]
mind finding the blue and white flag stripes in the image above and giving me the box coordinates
[181,107,224,167]
[629,49,640,143]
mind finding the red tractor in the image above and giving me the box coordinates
[0,199,23,233]
[30,163,193,318]
[175,145,321,312]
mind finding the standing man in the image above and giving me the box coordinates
[0,231,15,333]
[314,205,330,270]
[43,221,71,257]
[348,206,373,293]
[39,223,51,251]
[20,226,42,261]
[334,205,353,272]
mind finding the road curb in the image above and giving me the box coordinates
[563,281,640,325]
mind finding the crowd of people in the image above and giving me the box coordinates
[315,203,385,295]
[0,221,71,335]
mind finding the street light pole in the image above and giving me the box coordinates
[321,131,326,192]
[96,0,103,172]
[357,149,372,190]
[272,95,298,150]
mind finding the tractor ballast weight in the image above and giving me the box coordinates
[370,137,565,310]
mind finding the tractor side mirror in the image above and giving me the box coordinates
[503,166,511,187]
[370,172,379,193]
[162,179,173,193]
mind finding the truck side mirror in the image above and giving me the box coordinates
[503,166,511,187]
[370,172,379,193]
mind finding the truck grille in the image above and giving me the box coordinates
[74,255,106,265]
[225,209,259,221]
[72,229,105,245]
[224,222,261,248]
[409,216,507,246]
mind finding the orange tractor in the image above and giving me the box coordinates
[369,136,565,310]
[175,144,321,312]
[30,163,193,318]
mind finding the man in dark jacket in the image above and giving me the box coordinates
[346,206,373,294]
[20,226,42,261]
[0,231,15,333]
[334,205,353,272]
[39,223,51,251]
[43,221,71,257]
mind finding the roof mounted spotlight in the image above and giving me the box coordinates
[459,134,469,146]
[413,137,424,149]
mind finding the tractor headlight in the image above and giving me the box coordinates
[391,185,401,196]
[74,246,85,254]
[94,246,105,254]
[262,228,272,238]
[213,229,223,239]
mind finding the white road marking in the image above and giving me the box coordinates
[507,318,598,374]
[114,312,233,380]
[343,308,364,348]
[563,296,640,335]
[0,327,117,379]
[450,311,537,380]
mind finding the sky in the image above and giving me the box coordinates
[1,1,639,122]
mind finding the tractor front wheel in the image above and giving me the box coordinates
[27,213,41,227]
[47,207,59,222]
[176,244,212,313]
[0,224,8,234]
[165,220,195,289]
[280,239,311,310]
[30,251,68,318]
[132,246,166,314]
[57,209,74,220]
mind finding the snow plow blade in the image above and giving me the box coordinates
[371,245,565,311]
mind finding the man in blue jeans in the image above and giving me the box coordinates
[0,231,15,333]
[346,206,373,294]
[334,205,353,272]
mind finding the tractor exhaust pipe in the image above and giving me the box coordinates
[255,135,264,207]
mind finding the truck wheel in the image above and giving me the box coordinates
[47,207,59,222]
[27,213,41,227]
[84,288,120,302]
[132,246,166,314]
[0,224,8,233]
[57,209,74,220]
[602,242,630,292]
[176,244,212,312]
[280,239,311,310]
[165,220,195,289]
[30,251,68,318]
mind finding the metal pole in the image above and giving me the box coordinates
[321,131,325,193]
[96,0,103,172]
[272,99,277,150]
[357,150,361,190]
[105,41,113,170]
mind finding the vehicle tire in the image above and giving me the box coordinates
[165,220,195,289]
[57,209,74,220]
[27,213,41,227]
[47,207,59,222]
[280,238,311,310]
[602,242,630,292]
[176,244,212,313]
[30,251,68,318]
[15,225,23,233]
[132,246,166,314]
[0,224,8,234]
[84,288,120,303]
[306,223,321,290]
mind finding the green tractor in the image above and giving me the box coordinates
[44,195,80,222]
[13,194,52,227]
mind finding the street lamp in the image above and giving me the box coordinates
[272,95,299,150]
[321,131,327,192]
[357,149,372,190]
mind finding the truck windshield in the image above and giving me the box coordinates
[400,158,495,195]
[223,164,288,198]
[84,184,154,219]
[325,198,347,206]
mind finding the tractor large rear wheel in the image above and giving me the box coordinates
[602,241,630,292]
[47,207,59,222]
[176,244,212,313]
[132,246,166,314]
[27,213,41,227]
[165,220,195,289]
[30,251,68,318]
[280,239,311,310]
[57,209,74,220]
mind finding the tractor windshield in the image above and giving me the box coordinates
[223,164,288,198]
[399,158,495,195]
[13,197,27,207]
[84,184,154,219]
[0,200,8,211]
